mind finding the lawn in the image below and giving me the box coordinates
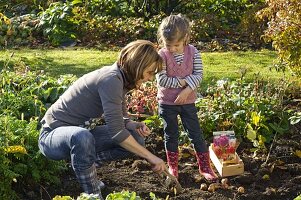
[0,48,118,76]
[0,48,289,87]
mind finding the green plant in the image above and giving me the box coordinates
[0,12,40,48]
[77,193,101,200]
[0,0,49,17]
[196,72,291,150]
[0,58,75,199]
[105,190,142,200]
[294,194,301,200]
[53,196,73,200]
[0,116,67,199]
[143,115,163,133]
[38,1,81,46]
[52,191,162,200]
[0,58,76,120]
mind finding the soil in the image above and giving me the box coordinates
[20,125,301,200]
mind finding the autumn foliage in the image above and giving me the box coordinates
[257,0,301,76]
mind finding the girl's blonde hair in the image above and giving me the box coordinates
[157,14,191,46]
[118,40,163,89]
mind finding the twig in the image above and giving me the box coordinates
[263,132,278,167]
[39,183,52,200]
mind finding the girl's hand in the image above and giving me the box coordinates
[179,78,187,87]
[174,87,192,104]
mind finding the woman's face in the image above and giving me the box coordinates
[136,62,157,88]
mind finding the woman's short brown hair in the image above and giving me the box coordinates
[118,40,163,89]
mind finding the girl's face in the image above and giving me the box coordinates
[136,62,157,88]
[163,39,185,54]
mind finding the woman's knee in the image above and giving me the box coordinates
[70,129,96,168]
[71,129,95,151]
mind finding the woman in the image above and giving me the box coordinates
[38,40,167,199]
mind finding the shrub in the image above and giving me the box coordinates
[38,1,81,46]
[0,12,40,48]
[257,0,301,76]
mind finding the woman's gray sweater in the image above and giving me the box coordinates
[43,63,131,144]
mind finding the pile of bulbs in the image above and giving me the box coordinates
[200,178,245,193]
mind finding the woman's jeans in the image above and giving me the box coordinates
[159,103,207,153]
[38,125,145,194]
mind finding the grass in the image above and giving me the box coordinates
[203,50,277,79]
[0,48,291,87]
[0,48,119,76]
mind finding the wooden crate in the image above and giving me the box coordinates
[209,144,244,177]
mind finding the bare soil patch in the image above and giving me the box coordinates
[18,126,301,200]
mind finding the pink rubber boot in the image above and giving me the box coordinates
[196,152,218,181]
[166,150,179,178]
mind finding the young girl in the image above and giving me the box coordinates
[38,40,167,199]
[156,14,217,181]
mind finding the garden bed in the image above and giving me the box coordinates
[18,125,301,200]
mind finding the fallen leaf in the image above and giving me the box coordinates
[269,163,275,173]
[276,165,287,170]
[295,150,301,158]
[262,174,270,180]
[181,153,191,158]
[275,160,285,165]
[184,163,193,166]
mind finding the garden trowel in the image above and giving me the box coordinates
[161,169,183,193]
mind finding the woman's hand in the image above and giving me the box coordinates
[147,155,167,173]
[135,122,151,137]
[126,121,151,137]
[119,135,167,174]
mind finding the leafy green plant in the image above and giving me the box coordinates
[106,190,142,200]
[0,58,75,199]
[0,0,49,17]
[0,59,76,120]
[0,116,67,199]
[52,191,162,200]
[0,12,40,48]
[294,194,301,200]
[38,1,81,46]
[196,72,291,150]
[53,195,73,200]
[143,115,163,133]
